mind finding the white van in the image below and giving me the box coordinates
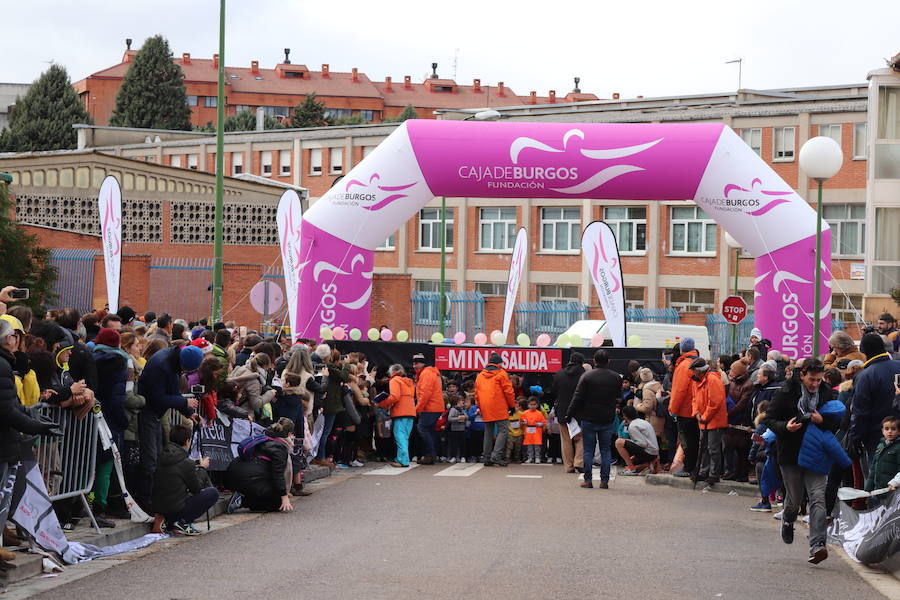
[562,320,711,359]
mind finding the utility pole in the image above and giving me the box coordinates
[211,0,226,322]
[725,58,742,91]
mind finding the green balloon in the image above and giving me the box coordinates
[555,335,567,348]
[320,326,333,340]
[349,328,362,341]
[627,334,642,347]
[396,330,409,342]
[516,333,531,346]
[367,328,380,341]
[431,332,445,344]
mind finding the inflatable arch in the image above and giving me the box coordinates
[297,120,831,358]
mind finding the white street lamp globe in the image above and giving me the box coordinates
[473,109,502,121]
[724,232,741,248]
[799,136,843,180]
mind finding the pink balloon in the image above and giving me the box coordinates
[536,333,551,347]
[474,332,488,346]
[454,331,466,344]
[590,332,605,347]
[332,326,346,341]
[380,328,393,342]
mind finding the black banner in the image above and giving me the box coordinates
[828,490,900,565]
[191,416,263,471]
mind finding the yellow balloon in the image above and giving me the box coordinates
[516,333,531,346]
[431,332,445,344]
[555,335,567,348]
[627,334,642,347]
[320,326,333,340]
[396,330,409,342]
[367,328,380,341]
[491,331,506,346]
[349,328,362,341]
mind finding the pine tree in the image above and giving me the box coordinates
[0,64,90,152]
[290,94,331,128]
[388,104,418,123]
[0,181,56,309]
[109,35,192,130]
[223,110,285,132]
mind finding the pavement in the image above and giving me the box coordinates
[12,460,896,599]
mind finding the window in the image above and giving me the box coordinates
[362,146,375,157]
[170,155,182,168]
[824,204,866,256]
[540,207,581,251]
[261,151,272,176]
[231,152,243,175]
[474,282,508,297]
[279,150,291,176]
[187,95,198,107]
[309,149,322,174]
[479,207,517,251]
[324,108,352,120]
[875,208,900,262]
[263,106,289,117]
[235,105,252,113]
[537,284,579,302]
[853,123,867,159]
[832,294,864,325]
[187,154,198,170]
[204,96,217,108]
[360,110,375,121]
[418,208,453,251]
[376,234,396,251]
[773,126,795,161]
[669,205,716,254]
[818,124,841,144]
[666,288,716,313]
[624,287,644,309]
[415,280,452,293]
[604,207,647,253]
[329,148,343,174]
[740,128,762,155]
[877,86,900,139]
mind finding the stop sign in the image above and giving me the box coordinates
[722,295,748,324]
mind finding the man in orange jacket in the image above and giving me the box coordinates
[412,353,443,464]
[668,338,700,478]
[689,357,727,485]
[475,353,516,466]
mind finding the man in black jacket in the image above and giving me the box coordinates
[565,350,621,489]
[151,425,217,535]
[553,352,586,473]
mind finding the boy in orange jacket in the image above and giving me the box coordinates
[689,357,728,485]
[521,397,547,463]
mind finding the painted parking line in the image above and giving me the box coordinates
[506,475,543,479]
[363,463,421,476]
[434,463,485,477]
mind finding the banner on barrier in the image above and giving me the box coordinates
[277,189,304,340]
[97,175,122,313]
[501,228,528,340]
[828,490,900,565]
[434,346,562,373]
[581,221,626,347]
[190,415,264,470]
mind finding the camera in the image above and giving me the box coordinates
[190,384,205,395]
[862,325,876,335]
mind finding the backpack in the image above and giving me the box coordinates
[237,434,276,461]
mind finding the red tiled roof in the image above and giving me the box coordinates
[374,81,525,110]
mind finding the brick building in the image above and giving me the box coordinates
[73,43,599,127]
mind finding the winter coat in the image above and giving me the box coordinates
[225,438,289,500]
[764,376,834,467]
[467,405,485,432]
[151,442,207,516]
[797,400,852,474]
[552,362,586,422]
[0,349,50,463]
[850,354,900,450]
[138,347,191,418]
[474,365,516,422]
[727,372,755,426]
[414,366,443,414]
[521,409,546,445]
[566,367,620,426]
[865,438,900,491]
[210,345,229,388]
[669,350,699,418]
[93,346,129,433]
[380,374,416,418]
[823,350,866,370]
[448,407,468,432]
[228,365,276,411]
[691,371,728,430]
[323,364,349,415]
[634,380,665,436]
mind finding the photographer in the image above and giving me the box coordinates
[151,424,217,536]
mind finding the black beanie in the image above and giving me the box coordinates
[488,352,503,365]
[860,333,887,360]
[117,305,136,325]
[569,352,585,365]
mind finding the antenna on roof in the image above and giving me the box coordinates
[431,62,438,78]
[126,38,132,51]
[573,77,581,93]
[452,48,459,80]
[284,48,291,64]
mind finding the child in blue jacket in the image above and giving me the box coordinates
[797,400,852,475]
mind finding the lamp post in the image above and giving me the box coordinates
[211,0,226,322]
[798,136,843,358]
[724,232,742,353]
[439,197,447,336]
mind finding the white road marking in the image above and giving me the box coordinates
[506,475,543,479]
[434,463,484,477]
[363,463,421,476]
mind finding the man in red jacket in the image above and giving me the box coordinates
[690,357,727,485]
[412,353,443,465]
[668,339,700,477]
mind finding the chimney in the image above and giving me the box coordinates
[612,92,620,100]
[256,107,265,131]
[573,77,581,93]
[182,53,191,65]
[549,90,556,103]
[637,95,644,99]
[404,75,412,89]
[431,62,439,78]
[283,48,291,64]
[351,67,359,82]
[322,64,330,78]
[251,60,259,74]
[473,78,481,93]
[213,54,219,69]
[384,76,393,91]
[126,38,132,50]
[497,82,505,97]
[529,91,537,104]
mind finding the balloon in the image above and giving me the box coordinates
[590,333,605,347]
[516,333,531,346]
[555,335,567,348]
[536,333,551,347]
[332,326,346,341]
[380,328,393,342]
[454,331,466,344]
[431,332,445,344]
[491,331,506,346]
[349,328,362,341]
[396,330,409,342]
[474,332,487,346]
[627,334,642,347]
[367,328,380,341]
[320,326,333,340]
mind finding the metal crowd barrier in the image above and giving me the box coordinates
[33,403,102,533]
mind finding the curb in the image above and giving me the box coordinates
[644,473,760,498]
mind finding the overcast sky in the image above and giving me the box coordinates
[3,0,896,99]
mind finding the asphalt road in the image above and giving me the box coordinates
[32,463,885,600]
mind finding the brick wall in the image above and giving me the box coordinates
[371,274,412,332]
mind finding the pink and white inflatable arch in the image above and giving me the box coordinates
[297,120,830,358]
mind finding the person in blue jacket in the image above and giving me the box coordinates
[798,399,852,476]
[135,344,204,511]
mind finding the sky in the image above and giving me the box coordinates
[2,0,897,99]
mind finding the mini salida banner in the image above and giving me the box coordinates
[434,346,563,373]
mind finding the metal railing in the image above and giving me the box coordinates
[706,314,846,357]
[513,301,588,342]
[411,291,485,342]
[33,404,102,533]
[48,249,98,313]
[148,257,213,321]
[626,307,680,324]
